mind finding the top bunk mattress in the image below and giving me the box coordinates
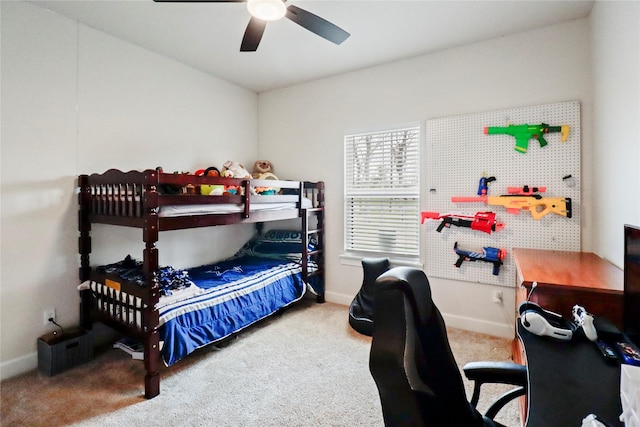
[159,197,313,217]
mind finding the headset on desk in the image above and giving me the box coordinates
[518,282,577,341]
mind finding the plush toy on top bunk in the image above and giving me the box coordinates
[221,169,239,195]
[222,160,253,195]
[251,160,280,195]
[223,160,252,179]
[156,167,191,194]
[252,160,274,178]
[196,166,224,195]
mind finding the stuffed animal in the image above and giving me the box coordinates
[254,172,280,195]
[197,166,224,196]
[252,160,274,178]
[222,160,252,179]
[221,169,239,195]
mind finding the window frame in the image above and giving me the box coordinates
[343,123,422,263]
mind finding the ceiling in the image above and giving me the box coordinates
[29,0,595,93]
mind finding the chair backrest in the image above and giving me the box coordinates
[369,267,483,426]
[349,258,391,336]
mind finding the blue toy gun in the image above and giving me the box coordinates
[477,175,496,196]
[454,242,506,276]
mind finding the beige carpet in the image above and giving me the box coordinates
[1,300,521,426]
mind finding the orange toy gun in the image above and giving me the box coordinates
[451,192,572,220]
[421,211,505,234]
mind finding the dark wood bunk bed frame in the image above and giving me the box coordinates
[77,168,325,398]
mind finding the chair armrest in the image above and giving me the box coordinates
[463,361,527,386]
[463,361,527,412]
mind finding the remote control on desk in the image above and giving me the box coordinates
[595,340,619,362]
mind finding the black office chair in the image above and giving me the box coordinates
[369,267,527,427]
[348,257,390,336]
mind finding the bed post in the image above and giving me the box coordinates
[142,170,161,399]
[78,175,93,330]
[316,181,325,303]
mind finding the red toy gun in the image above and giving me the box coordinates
[506,185,546,195]
[421,211,505,234]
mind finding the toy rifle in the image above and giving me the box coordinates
[421,211,505,234]
[484,123,570,153]
[454,242,506,276]
[451,186,571,220]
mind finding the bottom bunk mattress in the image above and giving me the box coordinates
[159,255,314,366]
[82,255,317,366]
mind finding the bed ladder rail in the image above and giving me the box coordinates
[302,205,324,303]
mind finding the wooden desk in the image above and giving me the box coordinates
[513,248,624,328]
[512,249,623,425]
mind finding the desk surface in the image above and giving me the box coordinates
[518,321,623,427]
[512,248,623,294]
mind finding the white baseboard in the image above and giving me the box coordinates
[325,291,353,306]
[442,313,514,339]
[325,291,514,339]
[1,352,37,381]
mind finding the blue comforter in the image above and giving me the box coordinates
[158,255,309,366]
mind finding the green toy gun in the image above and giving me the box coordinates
[484,123,570,153]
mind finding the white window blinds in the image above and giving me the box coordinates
[344,125,420,257]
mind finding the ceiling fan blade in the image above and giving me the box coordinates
[153,0,246,2]
[241,17,267,51]
[285,5,350,45]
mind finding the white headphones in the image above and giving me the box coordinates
[518,301,575,341]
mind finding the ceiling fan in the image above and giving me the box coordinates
[153,0,351,52]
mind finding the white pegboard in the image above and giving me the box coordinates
[424,101,581,287]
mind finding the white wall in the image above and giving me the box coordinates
[590,1,640,265]
[0,1,258,379]
[2,0,638,381]
[258,19,594,338]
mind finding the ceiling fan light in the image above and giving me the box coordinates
[247,0,286,22]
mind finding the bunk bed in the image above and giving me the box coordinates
[77,168,325,398]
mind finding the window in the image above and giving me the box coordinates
[344,125,421,258]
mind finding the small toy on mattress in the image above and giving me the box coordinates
[251,160,280,195]
[96,255,194,296]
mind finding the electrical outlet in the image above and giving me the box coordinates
[43,308,56,326]
[492,290,503,304]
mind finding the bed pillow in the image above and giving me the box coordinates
[237,229,317,261]
[261,229,304,243]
